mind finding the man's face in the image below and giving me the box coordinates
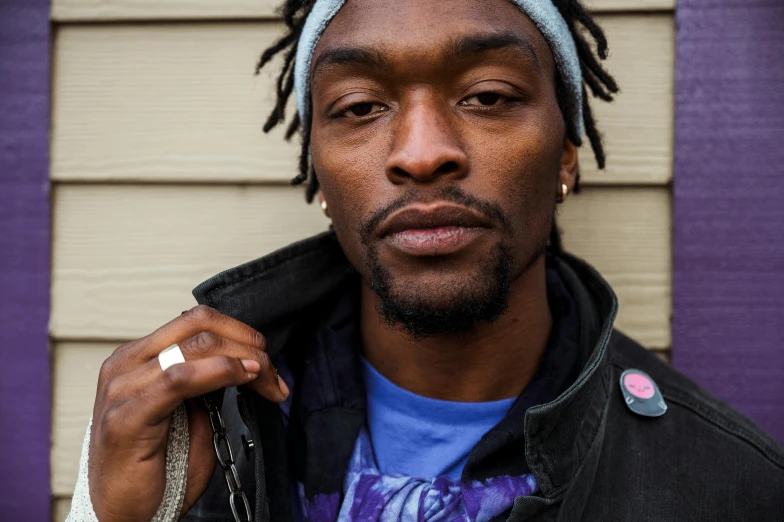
[309,0,574,337]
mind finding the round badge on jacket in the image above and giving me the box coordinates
[620,369,667,417]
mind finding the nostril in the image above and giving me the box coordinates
[435,161,459,176]
[389,160,462,181]
[392,166,409,178]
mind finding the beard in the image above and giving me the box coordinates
[358,186,518,339]
[365,241,515,339]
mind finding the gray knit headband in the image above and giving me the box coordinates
[294,0,584,138]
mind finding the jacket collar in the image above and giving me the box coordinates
[523,253,617,498]
[193,231,354,357]
[193,231,618,502]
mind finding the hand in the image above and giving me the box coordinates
[88,305,289,521]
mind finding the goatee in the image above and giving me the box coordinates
[364,241,514,339]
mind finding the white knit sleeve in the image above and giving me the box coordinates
[66,405,190,522]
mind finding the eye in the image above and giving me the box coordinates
[340,102,385,118]
[461,92,511,107]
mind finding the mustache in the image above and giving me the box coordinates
[358,186,512,244]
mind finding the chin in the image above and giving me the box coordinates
[366,244,515,339]
[387,270,490,307]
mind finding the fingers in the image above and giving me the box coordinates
[105,333,287,405]
[179,331,262,362]
[95,305,288,437]
[131,305,266,363]
[134,355,268,424]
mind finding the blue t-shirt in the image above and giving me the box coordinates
[361,357,516,480]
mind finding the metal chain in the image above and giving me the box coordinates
[204,395,253,522]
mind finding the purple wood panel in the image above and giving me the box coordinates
[673,0,784,445]
[0,0,51,518]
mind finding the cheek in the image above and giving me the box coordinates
[467,121,561,237]
[467,108,563,189]
[311,122,390,205]
[310,134,388,269]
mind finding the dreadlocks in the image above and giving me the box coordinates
[255,0,618,248]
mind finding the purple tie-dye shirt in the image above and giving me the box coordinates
[300,427,539,521]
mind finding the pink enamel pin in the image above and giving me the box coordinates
[620,369,667,417]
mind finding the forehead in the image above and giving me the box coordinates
[313,0,556,74]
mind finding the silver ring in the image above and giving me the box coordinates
[158,344,186,371]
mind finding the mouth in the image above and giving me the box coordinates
[376,203,493,256]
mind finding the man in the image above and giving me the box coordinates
[68,0,784,521]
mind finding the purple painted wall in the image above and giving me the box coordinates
[673,0,784,445]
[0,0,51,519]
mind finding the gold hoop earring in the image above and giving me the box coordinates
[320,199,330,218]
[557,183,569,203]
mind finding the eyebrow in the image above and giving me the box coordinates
[311,31,539,79]
[450,31,539,69]
[312,47,387,79]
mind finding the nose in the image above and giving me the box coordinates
[385,98,468,184]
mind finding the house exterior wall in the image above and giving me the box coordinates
[47,2,676,515]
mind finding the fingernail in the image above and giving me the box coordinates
[246,373,259,381]
[278,374,290,400]
[241,359,261,373]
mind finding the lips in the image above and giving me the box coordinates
[376,203,493,256]
[376,204,492,239]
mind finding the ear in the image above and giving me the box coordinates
[559,138,579,195]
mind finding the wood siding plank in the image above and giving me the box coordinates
[51,184,329,340]
[52,0,675,22]
[52,23,299,184]
[560,187,672,349]
[51,342,114,496]
[51,14,673,185]
[584,0,674,10]
[581,14,674,185]
[51,184,671,347]
[53,497,72,522]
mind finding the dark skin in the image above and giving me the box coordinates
[88,0,577,519]
[312,0,578,401]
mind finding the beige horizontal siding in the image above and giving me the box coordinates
[560,187,671,348]
[52,342,114,496]
[587,13,674,185]
[53,497,71,522]
[51,0,675,22]
[51,14,674,185]
[50,184,328,340]
[50,184,671,347]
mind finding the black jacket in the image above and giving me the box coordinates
[184,231,784,522]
